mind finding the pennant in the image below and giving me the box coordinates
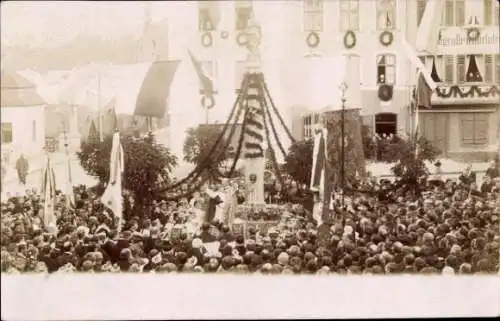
[188,50,214,96]
[101,132,124,230]
[400,36,437,90]
[42,157,57,235]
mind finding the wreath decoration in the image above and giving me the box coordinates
[379,30,394,47]
[343,30,356,49]
[236,32,247,46]
[378,84,393,102]
[466,27,480,42]
[201,95,215,110]
[221,31,229,39]
[306,31,320,48]
[201,32,213,48]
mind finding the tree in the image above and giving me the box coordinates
[384,134,441,195]
[283,139,314,186]
[183,125,233,181]
[78,133,178,210]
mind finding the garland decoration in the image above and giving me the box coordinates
[466,27,480,42]
[379,30,394,47]
[436,84,500,99]
[201,95,215,110]
[378,84,394,102]
[306,31,320,48]
[236,32,247,46]
[201,32,213,48]
[156,76,250,193]
[343,30,356,49]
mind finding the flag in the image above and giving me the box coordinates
[188,50,214,96]
[415,71,433,109]
[415,0,444,53]
[42,157,57,234]
[310,128,327,194]
[101,131,125,230]
[400,36,437,90]
[65,153,75,208]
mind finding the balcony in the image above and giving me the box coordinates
[436,26,499,55]
[432,83,500,106]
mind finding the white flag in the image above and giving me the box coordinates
[101,132,124,229]
[415,0,444,54]
[42,157,57,234]
[65,153,75,208]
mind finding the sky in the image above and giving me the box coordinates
[1,1,172,48]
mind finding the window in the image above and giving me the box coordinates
[303,0,324,31]
[417,0,427,27]
[461,113,488,147]
[32,120,37,141]
[484,0,499,26]
[376,54,396,84]
[376,0,396,30]
[443,0,465,26]
[1,123,13,144]
[198,1,218,31]
[235,0,253,31]
[484,55,494,82]
[457,55,466,83]
[340,0,359,31]
[444,55,454,83]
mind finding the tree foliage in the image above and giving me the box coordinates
[283,139,314,186]
[77,133,177,201]
[384,134,441,193]
[183,125,233,181]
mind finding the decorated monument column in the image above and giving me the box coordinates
[243,16,265,205]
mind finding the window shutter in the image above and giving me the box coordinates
[484,0,493,25]
[457,55,466,83]
[445,55,454,82]
[475,113,489,145]
[444,0,454,26]
[485,55,493,82]
[455,0,465,26]
[495,54,500,84]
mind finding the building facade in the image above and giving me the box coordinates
[165,0,499,161]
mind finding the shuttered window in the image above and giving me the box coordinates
[444,55,454,83]
[443,0,465,26]
[456,55,466,83]
[484,0,493,25]
[484,55,494,83]
[461,113,489,146]
[376,0,396,30]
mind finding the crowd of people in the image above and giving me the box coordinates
[1,159,499,275]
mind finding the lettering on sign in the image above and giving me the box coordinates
[438,34,499,47]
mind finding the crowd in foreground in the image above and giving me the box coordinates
[1,161,499,275]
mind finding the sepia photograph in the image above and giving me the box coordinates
[1,0,499,319]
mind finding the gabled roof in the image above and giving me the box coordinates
[0,70,46,107]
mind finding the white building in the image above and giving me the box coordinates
[165,0,500,161]
[1,70,46,161]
